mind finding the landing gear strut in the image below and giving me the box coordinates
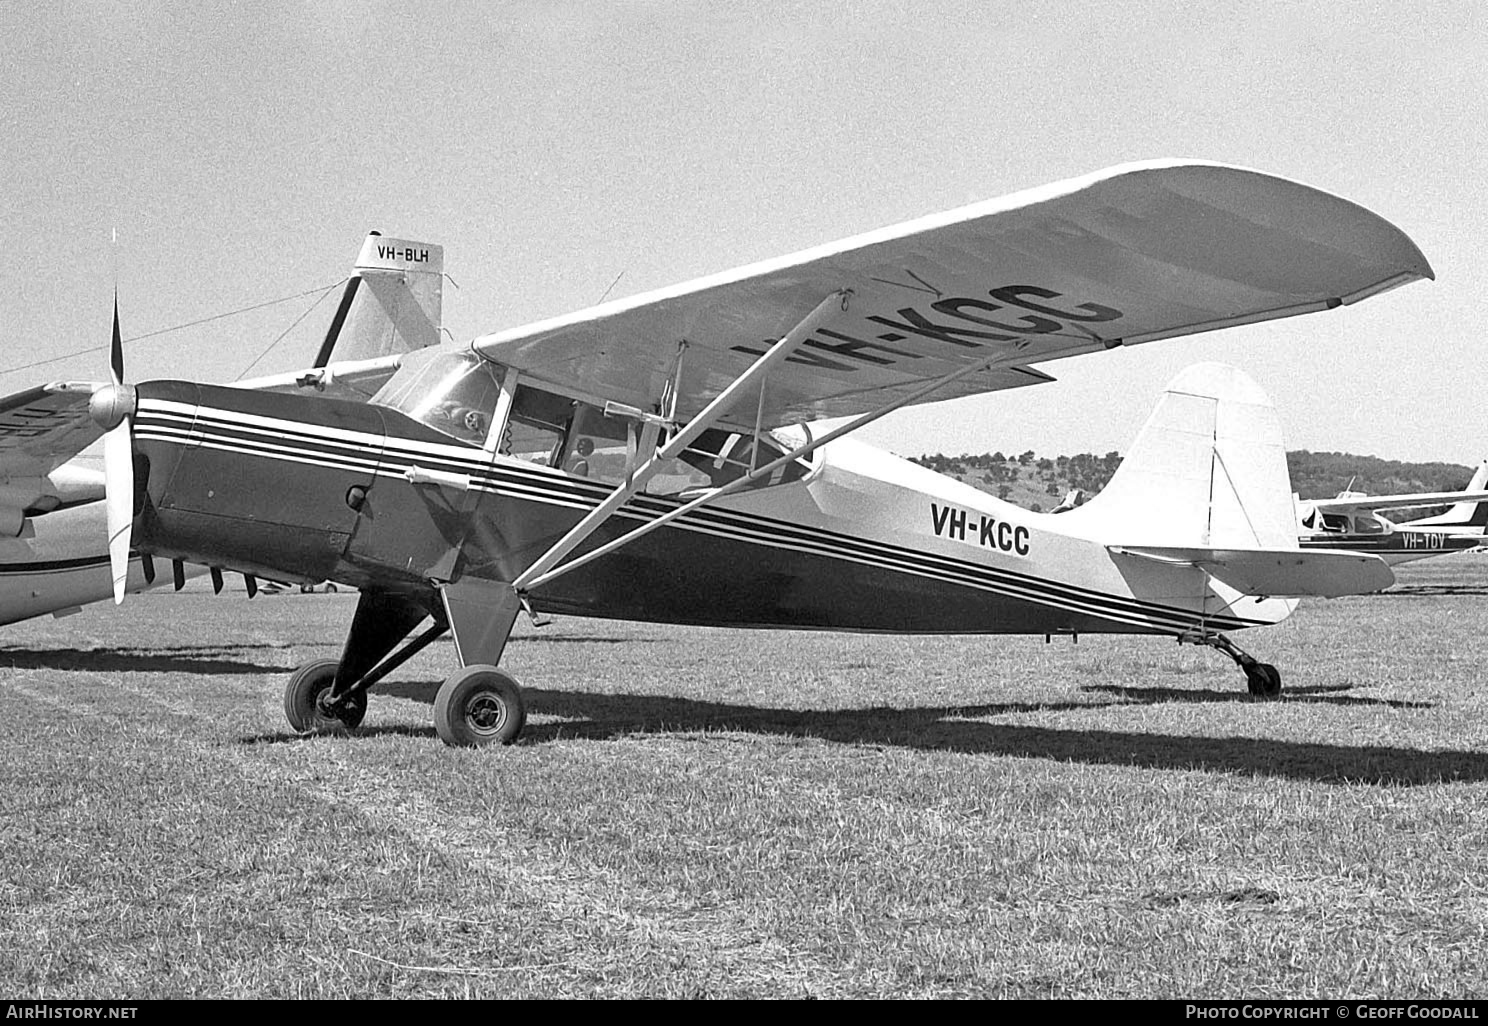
[285,591,447,736]
[1179,630,1282,698]
[282,582,529,747]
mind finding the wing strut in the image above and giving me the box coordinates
[514,328,1035,595]
[509,289,850,592]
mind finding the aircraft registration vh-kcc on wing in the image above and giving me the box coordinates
[0,160,1434,745]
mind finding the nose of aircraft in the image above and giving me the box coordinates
[88,298,140,605]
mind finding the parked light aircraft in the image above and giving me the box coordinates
[1297,460,1488,564]
[0,233,442,625]
[0,161,1434,744]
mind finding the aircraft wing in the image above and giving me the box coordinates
[1304,491,1488,515]
[234,354,406,401]
[0,383,105,478]
[473,159,1432,430]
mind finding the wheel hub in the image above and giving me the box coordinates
[466,694,507,735]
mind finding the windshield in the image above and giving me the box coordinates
[371,349,504,445]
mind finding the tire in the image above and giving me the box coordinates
[284,658,367,733]
[1245,662,1282,699]
[433,666,526,747]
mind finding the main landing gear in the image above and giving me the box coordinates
[1179,630,1282,698]
[432,666,526,746]
[285,658,367,732]
[284,582,529,747]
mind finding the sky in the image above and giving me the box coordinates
[3,1,1484,465]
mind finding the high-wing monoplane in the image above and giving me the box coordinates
[1297,460,1488,564]
[0,233,443,626]
[0,160,1434,744]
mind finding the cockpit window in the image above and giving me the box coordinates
[484,377,817,492]
[645,427,813,496]
[371,350,503,446]
[503,385,575,467]
[559,404,632,481]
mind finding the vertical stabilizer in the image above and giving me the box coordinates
[1406,459,1488,529]
[1061,363,1296,550]
[314,234,444,365]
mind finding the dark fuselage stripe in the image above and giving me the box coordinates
[137,403,1266,632]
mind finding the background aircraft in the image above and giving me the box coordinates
[0,233,443,626]
[1297,460,1488,564]
[0,161,1432,744]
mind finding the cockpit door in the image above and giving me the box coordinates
[341,351,507,585]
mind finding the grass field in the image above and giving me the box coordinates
[3,556,1488,998]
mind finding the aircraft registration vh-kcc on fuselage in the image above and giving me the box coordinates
[3,160,1434,745]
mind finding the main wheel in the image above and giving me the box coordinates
[1245,662,1282,699]
[284,658,367,733]
[433,666,526,747]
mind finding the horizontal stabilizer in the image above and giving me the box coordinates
[1109,545,1394,598]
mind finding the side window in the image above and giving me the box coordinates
[560,405,633,483]
[645,428,812,496]
[502,385,575,467]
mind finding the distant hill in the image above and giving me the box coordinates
[1283,452,1478,500]
[908,449,1476,516]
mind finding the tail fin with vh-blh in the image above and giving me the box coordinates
[313,233,445,368]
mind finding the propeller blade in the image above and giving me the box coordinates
[110,293,125,387]
[172,559,186,591]
[244,574,258,599]
[141,553,155,585]
[103,418,134,605]
[210,567,224,594]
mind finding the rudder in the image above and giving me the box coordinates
[1060,363,1296,550]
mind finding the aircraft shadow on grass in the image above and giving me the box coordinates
[332,679,1481,786]
[0,645,289,675]
[1380,584,1488,597]
[1081,682,1433,710]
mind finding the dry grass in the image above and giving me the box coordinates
[2,555,1488,997]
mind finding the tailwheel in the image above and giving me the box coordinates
[1178,630,1284,699]
[1245,662,1282,699]
[285,658,367,733]
[433,665,526,747]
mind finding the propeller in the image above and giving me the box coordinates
[87,294,138,605]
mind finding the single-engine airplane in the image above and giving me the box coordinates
[0,233,443,626]
[1297,460,1488,564]
[0,160,1434,744]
